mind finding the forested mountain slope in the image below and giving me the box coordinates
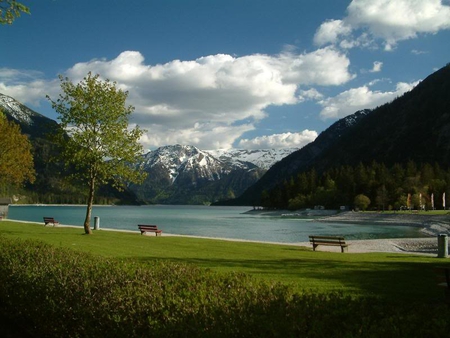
[223,63,450,206]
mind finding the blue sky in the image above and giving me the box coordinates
[1,0,450,151]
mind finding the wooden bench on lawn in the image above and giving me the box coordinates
[138,224,162,236]
[43,217,60,226]
[435,266,450,305]
[309,235,348,253]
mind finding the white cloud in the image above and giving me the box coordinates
[319,80,420,120]
[1,49,353,149]
[63,50,352,149]
[314,19,352,46]
[280,47,355,85]
[315,0,450,50]
[238,130,318,149]
[0,69,58,106]
[370,61,383,73]
[298,88,324,102]
[0,80,58,106]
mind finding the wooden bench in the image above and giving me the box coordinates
[435,267,450,304]
[138,224,162,236]
[43,217,59,226]
[309,235,348,253]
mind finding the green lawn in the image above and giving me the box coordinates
[1,220,449,302]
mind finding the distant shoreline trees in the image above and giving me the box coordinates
[261,161,450,211]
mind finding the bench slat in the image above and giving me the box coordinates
[138,224,162,236]
[43,217,59,226]
[309,235,348,253]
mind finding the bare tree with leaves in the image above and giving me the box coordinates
[47,73,147,234]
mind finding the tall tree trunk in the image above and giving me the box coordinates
[83,176,95,234]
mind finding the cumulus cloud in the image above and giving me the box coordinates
[1,49,353,149]
[63,49,352,149]
[0,69,59,106]
[319,80,420,120]
[313,19,352,46]
[238,130,318,150]
[315,0,450,50]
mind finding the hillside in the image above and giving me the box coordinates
[223,63,450,206]
[130,145,277,204]
[0,93,140,204]
[1,94,295,204]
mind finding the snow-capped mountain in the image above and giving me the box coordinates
[1,93,38,124]
[206,148,298,170]
[130,144,298,204]
[132,144,267,204]
[140,144,240,184]
[0,92,297,205]
[0,93,60,139]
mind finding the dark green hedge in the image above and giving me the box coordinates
[0,236,449,337]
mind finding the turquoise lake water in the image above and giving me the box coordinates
[7,205,422,243]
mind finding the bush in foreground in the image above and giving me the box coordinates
[0,236,449,337]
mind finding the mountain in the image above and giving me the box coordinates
[218,109,371,206]
[205,148,298,170]
[0,93,140,205]
[1,93,297,205]
[0,93,60,139]
[131,145,268,204]
[223,63,450,206]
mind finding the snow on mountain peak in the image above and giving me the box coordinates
[0,93,35,125]
[205,148,298,170]
[139,145,297,185]
[142,144,228,183]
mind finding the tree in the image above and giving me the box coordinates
[0,112,35,188]
[0,0,29,24]
[354,194,371,211]
[375,185,388,211]
[47,73,146,234]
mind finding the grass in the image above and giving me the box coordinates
[1,220,449,303]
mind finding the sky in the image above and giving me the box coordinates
[1,0,450,151]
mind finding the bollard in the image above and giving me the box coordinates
[94,216,100,230]
[437,234,448,258]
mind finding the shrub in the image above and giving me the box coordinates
[0,236,449,337]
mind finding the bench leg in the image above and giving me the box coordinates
[341,246,348,253]
[312,244,317,251]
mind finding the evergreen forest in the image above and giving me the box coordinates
[261,161,450,211]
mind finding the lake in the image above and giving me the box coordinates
[7,205,422,243]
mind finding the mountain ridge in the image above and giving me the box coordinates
[1,93,297,204]
[222,63,450,206]
[131,144,295,204]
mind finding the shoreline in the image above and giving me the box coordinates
[246,209,450,235]
[3,218,447,256]
[317,211,450,236]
